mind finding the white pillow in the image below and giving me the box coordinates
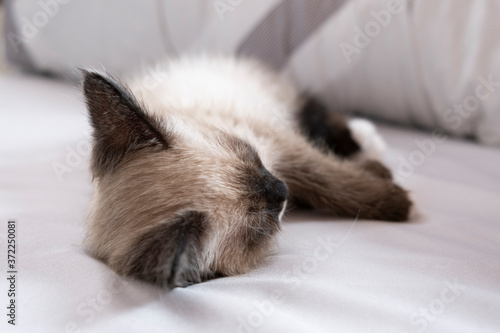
[4,0,500,146]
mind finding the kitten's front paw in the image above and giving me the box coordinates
[348,118,386,160]
[360,159,393,180]
[376,183,413,222]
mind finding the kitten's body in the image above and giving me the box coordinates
[83,57,412,288]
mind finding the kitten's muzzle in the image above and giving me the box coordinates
[262,176,289,213]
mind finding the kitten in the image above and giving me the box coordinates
[82,57,412,288]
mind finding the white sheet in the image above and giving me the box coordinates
[1,74,500,333]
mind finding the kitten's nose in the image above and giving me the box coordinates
[263,177,289,211]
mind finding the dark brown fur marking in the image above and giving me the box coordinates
[297,96,360,157]
[82,71,171,178]
[120,211,207,288]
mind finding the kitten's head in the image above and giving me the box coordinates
[82,71,288,288]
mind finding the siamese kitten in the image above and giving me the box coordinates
[82,57,412,288]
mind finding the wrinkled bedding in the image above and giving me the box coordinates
[1,74,499,333]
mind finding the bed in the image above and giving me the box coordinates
[3,0,500,331]
[1,71,500,333]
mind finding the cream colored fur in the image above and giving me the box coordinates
[83,56,411,288]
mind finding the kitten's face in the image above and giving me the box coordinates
[82,71,288,288]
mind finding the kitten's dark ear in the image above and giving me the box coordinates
[119,211,207,288]
[82,70,170,178]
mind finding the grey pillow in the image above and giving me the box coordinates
[4,0,500,146]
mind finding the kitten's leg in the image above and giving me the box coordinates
[297,96,361,157]
[273,136,411,221]
[296,96,386,160]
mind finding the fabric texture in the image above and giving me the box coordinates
[1,72,500,333]
[4,0,500,146]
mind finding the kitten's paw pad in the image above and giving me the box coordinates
[348,118,386,160]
